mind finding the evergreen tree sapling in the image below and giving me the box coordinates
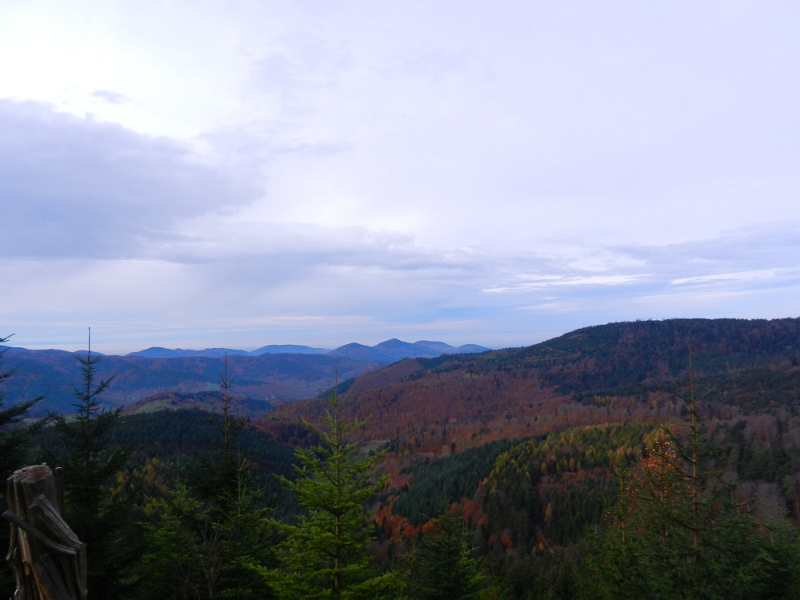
[261,385,400,599]
[51,329,132,597]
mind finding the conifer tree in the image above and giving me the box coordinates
[405,506,486,600]
[0,334,45,597]
[578,350,800,600]
[51,329,132,597]
[136,356,273,600]
[261,386,400,599]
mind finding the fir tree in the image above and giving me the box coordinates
[261,386,400,599]
[405,506,486,600]
[578,350,800,600]
[0,334,45,597]
[135,356,273,600]
[51,329,133,597]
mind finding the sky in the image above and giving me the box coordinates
[1,0,799,354]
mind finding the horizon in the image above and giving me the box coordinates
[2,2,799,351]
[1,335,498,355]
[5,314,800,355]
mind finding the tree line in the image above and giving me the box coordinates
[0,337,486,599]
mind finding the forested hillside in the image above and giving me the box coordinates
[122,390,277,417]
[3,318,800,599]
[32,408,300,514]
[268,318,800,450]
[0,347,381,414]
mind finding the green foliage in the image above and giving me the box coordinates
[0,336,45,478]
[723,418,796,483]
[414,318,800,409]
[0,335,45,597]
[133,359,275,600]
[137,483,222,599]
[50,337,134,597]
[35,407,299,515]
[481,422,656,550]
[710,365,800,413]
[403,507,486,600]
[577,356,800,599]
[261,388,400,599]
[136,466,273,600]
[495,548,579,600]
[392,438,520,525]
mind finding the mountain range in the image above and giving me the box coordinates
[0,349,381,416]
[126,344,330,358]
[0,338,490,416]
[127,339,490,362]
[264,318,800,452]
[18,318,799,597]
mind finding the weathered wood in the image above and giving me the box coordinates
[54,468,65,519]
[4,465,87,600]
[2,511,76,556]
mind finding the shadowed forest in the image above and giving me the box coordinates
[2,318,800,599]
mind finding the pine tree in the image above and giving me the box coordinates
[135,356,274,600]
[51,329,132,597]
[137,462,273,600]
[578,350,800,600]
[261,386,400,599]
[406,506,486,600]
[0,334,45,597]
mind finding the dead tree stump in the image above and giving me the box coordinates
[3,465,87,600]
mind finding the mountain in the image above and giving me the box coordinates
[127,344,329,358]
[0,348,381,416]
[251,344,329,355]
[127,347,250,358]
[265,318,800,450]
[124,340,487,361]
[327,338,491,362]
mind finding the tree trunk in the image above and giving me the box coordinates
[3,464,87,600]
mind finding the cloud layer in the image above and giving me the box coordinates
[1,1,799,352]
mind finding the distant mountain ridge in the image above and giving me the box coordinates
[127,344,330,358]
[327,339,490,363]
[126,339,490,362]
[0,348,381,416]
[0,337,490,416]
[268,317,800,450]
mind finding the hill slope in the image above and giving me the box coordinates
[0,349,382,415]
[265,318,800,451]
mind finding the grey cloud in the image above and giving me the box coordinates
[91,90,128,105]
[482,226,800,310]
[0,100,262,259]
[4,223,799,352]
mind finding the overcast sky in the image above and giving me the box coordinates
[1,1,799,353]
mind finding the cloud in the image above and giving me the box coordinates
[670,270,780,286]
[0,100,261,259]
[484,275,643,293]
[1,3,800,352]
[91,90,128,105]
[3,222,800,352]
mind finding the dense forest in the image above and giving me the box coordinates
[0,347,381,415]
[2,319,800,598]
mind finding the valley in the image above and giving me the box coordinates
[3,317,800,598]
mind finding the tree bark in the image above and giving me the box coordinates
[3,464,87,600]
